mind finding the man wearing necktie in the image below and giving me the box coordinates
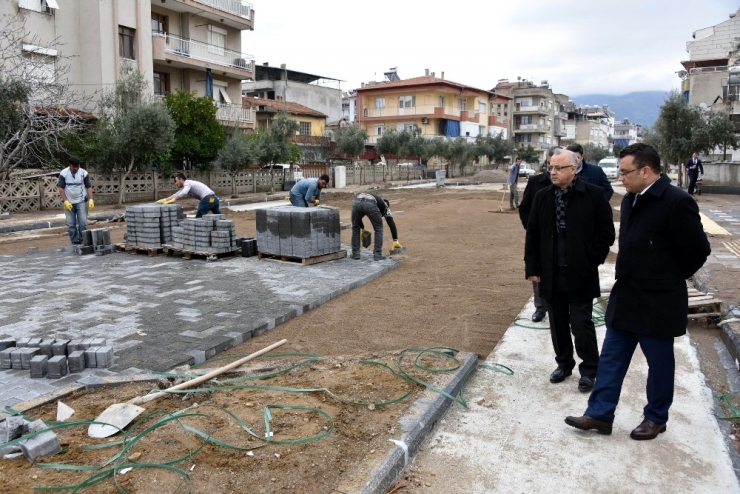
[684,152,703,197]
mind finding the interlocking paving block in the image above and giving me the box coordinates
[0,339,15,351]
[67,351,85,373]
[20,348,39,370]
[51,340,69,356]
[0,416,25,444]
[67,339,83,352]
[95,347,114,368]
[89,338,106,348]
[47,356,68,379]
[83,230,93,246]
[0,348,14,369]
[19,420,62,461]
[38,339,54,357]
[79,339,93,350]
[26,338,42,348]
[84,348,97,368]
[16,338,30,348]
[30,355,48,378]
[11,349,24,369]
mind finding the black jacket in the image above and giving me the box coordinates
[605,174,711,337]
[684,157,704,177]
[524,177,616,302]
[578,162,614,201]
[519,172,550,229]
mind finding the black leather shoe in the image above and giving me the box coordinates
[565,415,612,435]
[578,376,595,392]
[549,368,572,383]
[630,418,666,440]
[531,310,546,322]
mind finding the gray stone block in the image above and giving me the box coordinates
[0,339,15,351]
[0,416,25,444]
[95,347,114,368]
[0,348,14,369]
[38,339,54,357]
[84,348,97,368]
[30,355,48,378]
[20,347,39,370]
[17,420,61,461]
[52,340,69,356]
[16,338,30,348]
[67,351,85,373]
[26,337,42,348]
[89,338,106,347]
[67,339,83,352]
[79,339,93,350]
[47,356,68,379]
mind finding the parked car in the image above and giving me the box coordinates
[597,157,618,180]
[518,162,537,178]
[261,164,303,181]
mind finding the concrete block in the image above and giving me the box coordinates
[0,339,15,351]
[17,420,61,461]
[67,351,85,373]
[82,230,93,246]
[79,339,93,350]
[16,338,30,348]
[84,348,97,368]
[47,356,68,379]
[89,338,106,347]
[26,337,42,348]
[11,349,24,368]
[20,348,39,370]
[51,340,69,356]
[95,347,114,368]
[67,339,83,352]
[38,339,54,357]
[0,416,26,444]
[30,355,48,378]
[0,348,14,369]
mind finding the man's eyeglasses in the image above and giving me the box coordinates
[547,164,574,172]
[618,168,638,177]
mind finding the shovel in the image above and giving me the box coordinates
[88,339,287,438]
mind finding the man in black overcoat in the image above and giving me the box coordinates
[566,143,711,440]
[524,149,615,392]
[684,152,703,196]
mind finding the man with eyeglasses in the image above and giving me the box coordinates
[519,146,560,323]
[525,149,615,392]
[565,144,614,201]
[566,143,710,440]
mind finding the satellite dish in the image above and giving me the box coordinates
[699,102,708,111]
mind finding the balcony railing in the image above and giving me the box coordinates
[556,111,568,119]
[194,0,252,19]
[689,65,728,74]
[515,124,549,132]
[364,105,462,118]
[516,105,547,113]
[161,33,254,72]
[215,102,253,122]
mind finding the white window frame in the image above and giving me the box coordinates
[478,101,486,114]
[438,95,444,108]
[20,0,58,13]
[375,98,385,110]
[208,25,227,55]
[458,98,467,111]
[299,121,311,136]
[399,95,416,108]
[403,123,416,133]
[375,125,384,136]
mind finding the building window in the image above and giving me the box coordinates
[458,99,466,111]
[151,13,168,35]
[375,98,385,110]
[208,25,227,55]
[153,72,169,96]
[299,121,311,136]
[399,95,415,108]
[404,124,416,133]
[520,116,532,125]
[438,95,445,108]
[479,125,485,135]
[375,126,384,136]
[118,26,135,60]
[19,0,59,13]
[478,102,486,114]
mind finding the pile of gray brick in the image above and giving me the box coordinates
[124,204,185,248]
[170,215,238,254]
[0,338,113,379]
[256,206,341,258]
[74,228,114,256]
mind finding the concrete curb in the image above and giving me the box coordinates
[359,351,479,494]
[694,267,740,370]
[0,215,120,234]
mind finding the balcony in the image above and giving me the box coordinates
[157,0,254,30]
[555,111,568,120]
[363,105,462,118]
[553,127,566,137]
[514,124,549,133]
[215,102,253,124]
[515,104,548,115]
[152,33,254,80]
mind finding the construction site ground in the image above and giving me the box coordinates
[0,175,739,493]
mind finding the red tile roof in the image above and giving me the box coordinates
[357,76,493,95]
[242,97,327,118]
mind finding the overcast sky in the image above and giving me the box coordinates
[242,0,738,97]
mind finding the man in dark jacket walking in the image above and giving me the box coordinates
[684,152,703,196]
[566,143,711,440]
[566,144,614,201]
[525,149,615,392]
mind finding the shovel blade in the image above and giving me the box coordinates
[88,403,145,438]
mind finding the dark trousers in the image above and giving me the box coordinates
[687,174,698,195]
[532,281,545,312]
[351,197,383,257]
[585,325,675,424]
[196,195,221,218]
[544,269,599,377]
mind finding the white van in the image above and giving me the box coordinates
[597,157,619,180]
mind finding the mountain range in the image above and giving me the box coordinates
[571,91,669,128]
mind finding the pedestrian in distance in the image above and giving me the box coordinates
[57,156,94,245]
[289,174,330,207]
[351,192,401,261]
[524,149,615,392]
[565,143,614,201]
[684,152,703,197]
[158,173,221,218]
[565,143,711,440]
[508,157,521,210]
[519,146,561,323]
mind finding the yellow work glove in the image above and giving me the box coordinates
[64,200,72,211]
[156,198,166,204]
[361,229,366,237]
[284,196,290,201]
[157,198,175,205]
[88,199,95,210]
[391,241,403,250]
[314,199,320,206]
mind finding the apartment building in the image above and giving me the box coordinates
[612,119,641,147]
[242,63,342,124]
[356,69,493,146]
[489,93,511,138]
[561,103,614,150]
[493,79,568,163]
[4,0,256,128]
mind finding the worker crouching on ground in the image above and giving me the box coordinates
[351,192,401,261]
[289,174,330,207]
[158,173,221,218]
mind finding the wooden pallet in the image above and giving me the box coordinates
[115,243,162,256]
[600,285,722,321]
[257,250,347,266]
[162,244,240,262]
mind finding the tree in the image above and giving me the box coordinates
[254,112,299,192]
[0,14,93,178]
[165,90,227,170]
[612,144,625,157]
[217,134,256,196]
[653,90,705,186]
[582,143,609,163]
[476,133,513,168]
[335,124,369,182]
[517,145,539,164]
[702,110,739,161]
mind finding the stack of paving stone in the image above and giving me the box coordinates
[124,204,185,248]
[0,337,113,379]
[256,206,341,258]
[74,228,114,256]
[170,215,238,254]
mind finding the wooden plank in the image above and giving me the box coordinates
[258,250,348,266]
[688,295,715,302]
[688,298,721,308]
[687,312,723,320]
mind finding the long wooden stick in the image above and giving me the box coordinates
[129,339,287,405]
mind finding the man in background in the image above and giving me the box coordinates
[508,157,521,210]
[57,156,94,245]
[565,144,614,201]
[684,152,703,197]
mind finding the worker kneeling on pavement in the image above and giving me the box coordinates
[351,192,402,261]
[158,173,221,218]
[289,174,330,207]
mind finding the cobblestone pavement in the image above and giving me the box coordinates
[0,247,397,416]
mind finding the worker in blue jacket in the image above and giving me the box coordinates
[289,174,330,207]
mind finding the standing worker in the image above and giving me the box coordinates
[158,173,221,218]
[508,157,521,210]
[351,192,401,261]
[566,143,710,440]
[525,149,615,392]
[684,152,703,197]
[57,156,94,245]
[289,174,330,207]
